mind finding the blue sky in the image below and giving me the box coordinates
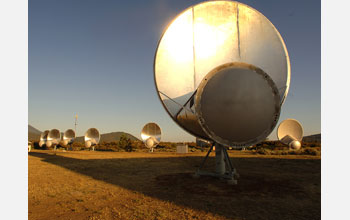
[29,0,320,141]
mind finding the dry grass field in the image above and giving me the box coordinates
[28,150,320,220]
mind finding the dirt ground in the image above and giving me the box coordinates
[28,150,320,220]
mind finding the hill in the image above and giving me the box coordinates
[28,125,41,141]
[303,133,321,143]
[29,125,41,134]
[74,132,140,143]
[100,132,139,142]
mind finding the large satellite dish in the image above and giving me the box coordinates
[141,123,161,152]
[154,0,290,184]
[39,130,49,147]
[46,129,61,150]
[84,128,100,151]
[277,119,303,150]
[62,129,75,147]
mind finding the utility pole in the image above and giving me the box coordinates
[74,114,78,135]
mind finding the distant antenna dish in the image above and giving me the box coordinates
[277,119,303,150]
[84,128,100,150]
[28,141,32,152]
[154,0,290,184]
[141,123,161,152]
[39,130,49,147]
[46,129,61,149]
[62,129,75,146]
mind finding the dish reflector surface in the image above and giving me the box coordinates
[277,119,303,142]
[154,0,290,143]
[63,129,75,146]
[39,130,49,147]
[141,123,161,148]
[84,128,100,147]
[47,129,61,147]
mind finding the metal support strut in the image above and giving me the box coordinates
[194,143,239,185]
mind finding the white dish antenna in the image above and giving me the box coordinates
[154,0,289,148]
[84,128,100,149]
[154,0,291,184]
[141,123,161,152]
[62,129,75,146]
[39,130,49,147]
[28,141,32,152]
[46,129,61,148]
[277,119,303,150]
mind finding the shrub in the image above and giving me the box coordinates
[118,134,133,152]
[301,147,320,156]
[256,148,271,155]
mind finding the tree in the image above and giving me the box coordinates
[118,134,133,152]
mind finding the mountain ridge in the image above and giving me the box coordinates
[303,133,321,142]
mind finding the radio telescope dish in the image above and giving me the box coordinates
[277,119,303,150]
[154,0,291,184]
[62,129,75,146]
[154,0,289,147]
[46,129,61,149]
[39,130,49,147]
[84,128,100,150]
[141,123,161,152]
[28,141,32,152]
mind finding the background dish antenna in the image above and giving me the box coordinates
[84,128,100,151]
[141,123,161,152]
[39,130,49,147]
[62,129,75,149]
[28,141,32,152]
[46,129,61,150]
[154,0,291,184]
[277,119,303,150]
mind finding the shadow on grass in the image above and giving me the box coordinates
[29,151,320,220]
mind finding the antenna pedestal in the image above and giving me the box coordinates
[215,145,225,174]
[194,143,239,185]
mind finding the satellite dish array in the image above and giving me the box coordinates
[141,123,161,152]
[39,129,62,150]
[37,128,99,151]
